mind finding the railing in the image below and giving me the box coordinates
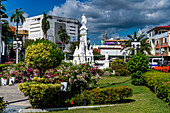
[18,30,28,35]
[162,42,168,46]
[155,44,160,47]
[156,32,167,39]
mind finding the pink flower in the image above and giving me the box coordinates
[29,68,33,73]
[50,75,53,77]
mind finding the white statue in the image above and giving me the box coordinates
[105,52,108,60]
[81,14,87,26]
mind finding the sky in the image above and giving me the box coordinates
[3,0,170,45]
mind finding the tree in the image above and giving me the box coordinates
[58,26,70,51]
[69,41,80,54]
[121,31,152,55]
[1,4,6,12]
[42,12,52,40]
[10,9,25,63]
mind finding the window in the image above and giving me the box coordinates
[156,49,159,53]
[156,40,159,45]
[164,38,167,43]
[164,47,167,52]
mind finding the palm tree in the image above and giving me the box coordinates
[42,12,52,40]
[121,31,152,55]
[1,4,6,12]
[10,9,25,63]
[58,26,70,51]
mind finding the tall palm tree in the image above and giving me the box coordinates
[121,31,152,55]
[58,26,70,51]
[1,4,6,12]
[42,12,52,40]
[10,9,25,63]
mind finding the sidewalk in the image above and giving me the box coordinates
[0,83,31,113]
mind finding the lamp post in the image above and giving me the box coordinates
[0,0,7,64]
[161,48,164,64]
[132,39,141,55]
[123,51,127,63]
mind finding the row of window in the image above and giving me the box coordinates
[156,47,169,53]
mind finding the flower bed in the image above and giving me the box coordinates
[142,70,170,105]
[66,86,133,106]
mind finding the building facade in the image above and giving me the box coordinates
[21,14,81,43]
[147,25,170,56]
[93,38,127,56]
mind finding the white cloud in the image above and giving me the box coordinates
[48,0,170,43]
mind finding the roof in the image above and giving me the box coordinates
[105,39,127,42]
[9,26,15,32]
[147,25,170,33]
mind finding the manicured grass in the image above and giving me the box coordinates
[50,76,169,113]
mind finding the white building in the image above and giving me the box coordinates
[21,14,81,43]
[93,39,127,56]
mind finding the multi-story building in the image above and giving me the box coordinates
[9,26,29,49]
[93,38,127,56]
[147,25,170,57]
[21,14,81,44]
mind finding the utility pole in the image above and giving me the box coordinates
[0,0,7,64]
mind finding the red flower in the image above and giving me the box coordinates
[62,79,64,82]
[58,80,61,84]
[71,101,73,105]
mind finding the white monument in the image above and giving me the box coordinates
[73,14,94,64]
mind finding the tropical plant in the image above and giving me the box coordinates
[69,41,80,54]
[58,26,70,50]
[41,12,52,40]
[1,4,6,12]
[121,31,152,55]
[25,39,63,75]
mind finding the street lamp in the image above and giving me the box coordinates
[160,48,164,64]
[123,51,127,63]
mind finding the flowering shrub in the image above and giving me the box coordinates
[0,97,8,112]
[2,62,40,83]
[142,70,170,105]
[43,62,101,91]
[18,82,61,108]
[66,86,133,106]
[25,39,63,74]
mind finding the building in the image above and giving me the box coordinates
[93,38,127,56]
[9,26,28,49]
[147,25,170,57]
[21,14,81,44]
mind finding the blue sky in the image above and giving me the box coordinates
[3,0,170,45]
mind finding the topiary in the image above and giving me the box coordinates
[25,39,63,75]
[0,97,8,112]
[127,53,149,85]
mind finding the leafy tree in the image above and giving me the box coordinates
[93,49,100,55]
[69,41,80,54]
[58,26,70,50]
[42,12,52,40]
[121,31,152,55]
[23,39,35,49]
[1,4,6,12]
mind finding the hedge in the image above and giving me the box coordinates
[142,70,170,105]
[18,82,61,108]
[66,86,133,106]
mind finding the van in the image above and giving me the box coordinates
[149,58,163,69]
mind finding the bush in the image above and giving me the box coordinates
[110,59,129,76]
[43,63,101,91]
[18,82,61,108]
[2,62,40,83]
[142,71,170,105]
[0,97,8,112]
[66,86,133,106]
[115,69,129,76]
[25,39,63,74]
[127,53,149,85]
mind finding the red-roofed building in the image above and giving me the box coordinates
[147,25,170,57]
[9,26,28,49]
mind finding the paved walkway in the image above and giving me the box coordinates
[0,83,31,113]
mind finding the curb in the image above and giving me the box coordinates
[18,104,115,113]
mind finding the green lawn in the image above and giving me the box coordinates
[50,76,169,113]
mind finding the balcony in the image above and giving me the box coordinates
[161,42,169,47]
[155,52,168,56]
[155,44,160,48]
[156,32,167,39]
[18,30,28,35]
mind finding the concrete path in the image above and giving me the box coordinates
[0,83,31,113]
